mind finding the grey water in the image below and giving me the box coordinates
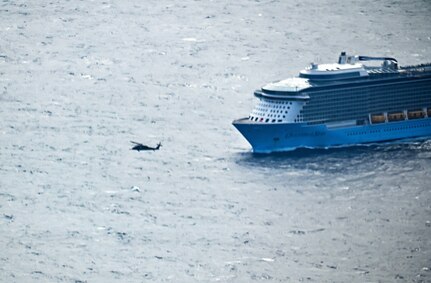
[1,0,431,282]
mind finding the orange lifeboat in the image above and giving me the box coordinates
[387,112,405,122]
[407,109,425,119]
[371,114,386,124]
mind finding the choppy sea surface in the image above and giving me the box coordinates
[1,0,431,282]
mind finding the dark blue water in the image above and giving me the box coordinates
[1,0,431,282]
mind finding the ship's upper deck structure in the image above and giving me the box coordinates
[255,52,431,100]
[251,52,431,125]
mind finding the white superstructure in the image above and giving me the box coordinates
[248,99,305,124]
[246,52,403,125]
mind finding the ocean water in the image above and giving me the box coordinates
[1,0,431,282]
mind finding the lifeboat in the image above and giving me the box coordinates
[407,109,425,119]
[371,114,386,124]
[387,112,405,122]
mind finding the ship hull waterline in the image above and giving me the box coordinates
[233,118,431,153]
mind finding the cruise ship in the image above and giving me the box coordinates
[233,52,431,153]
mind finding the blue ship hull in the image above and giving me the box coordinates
[233,118,431,153]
